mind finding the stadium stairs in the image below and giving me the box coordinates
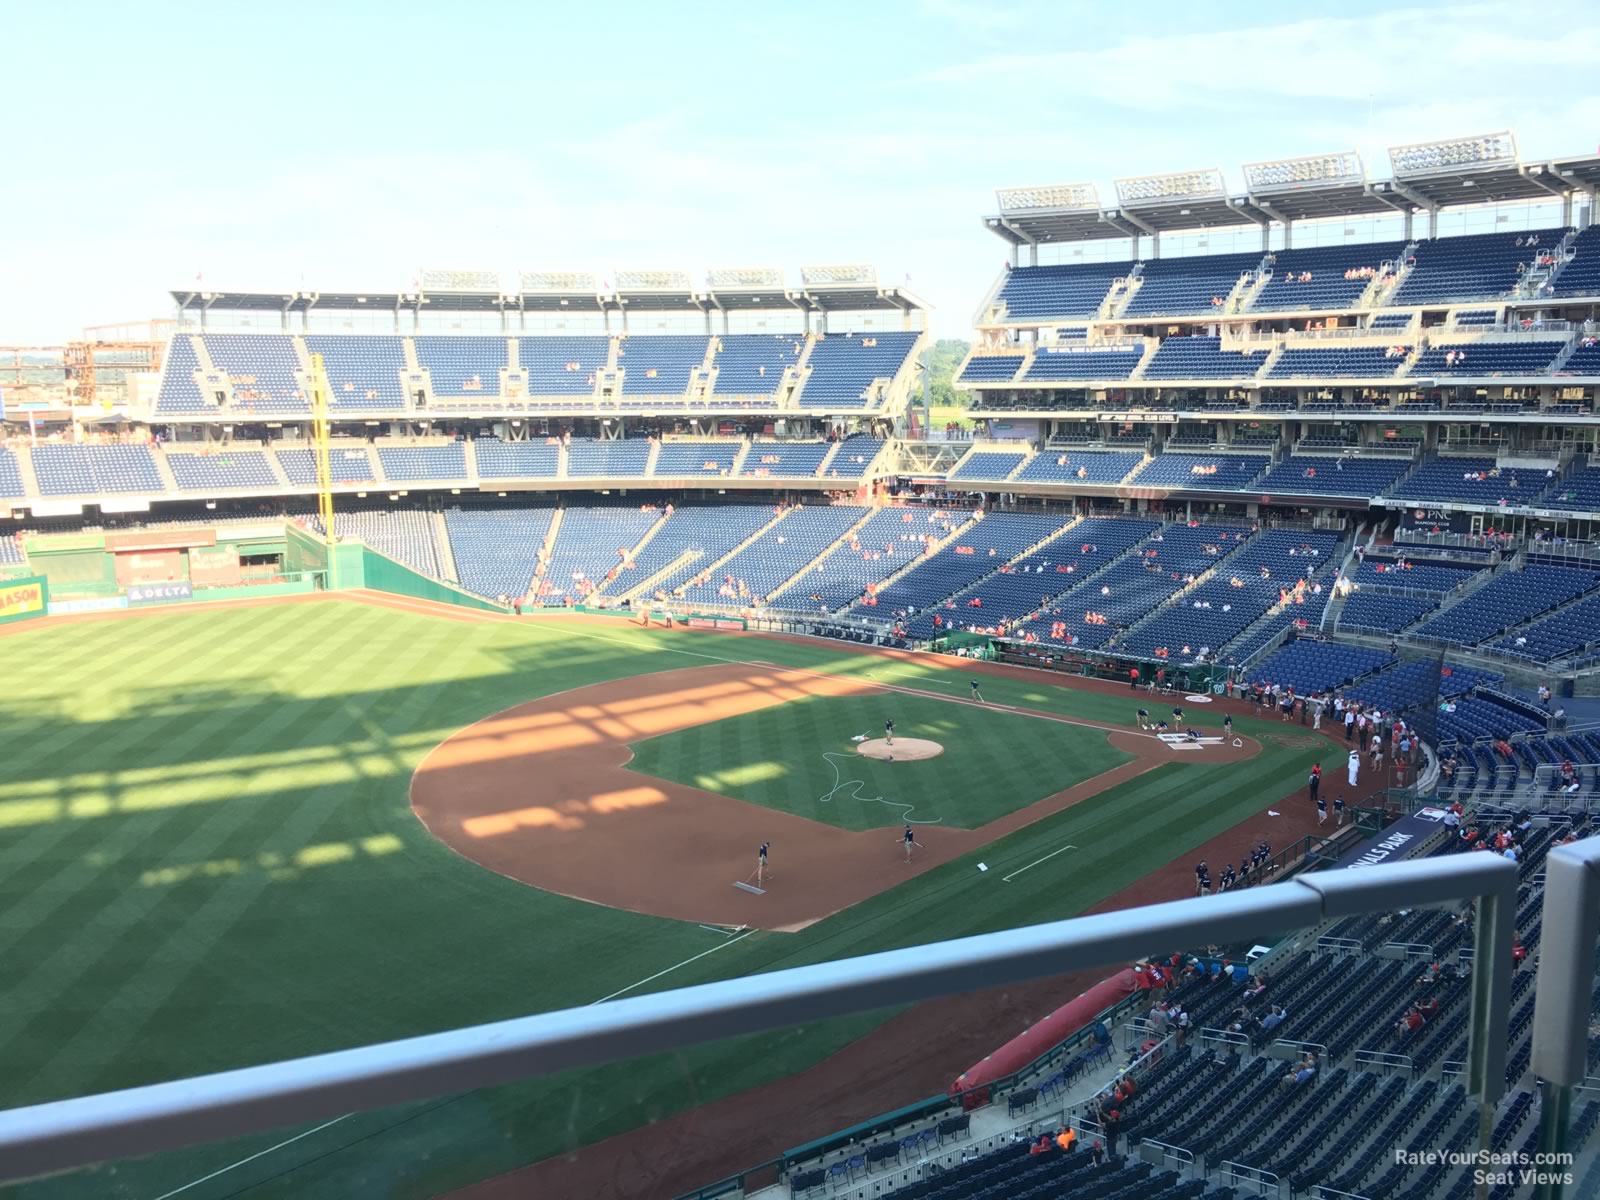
[888,516,1086,623]
[432,513,460,583]
[12,450,41,498]
[643,438,662,476]
[764,508,883,606]
[640,506,793,604]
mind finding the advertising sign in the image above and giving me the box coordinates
[127,581,194,606]
[0,576,48,625]
[1334,807,1452,869]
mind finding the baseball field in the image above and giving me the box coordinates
[0,594,1344,1199]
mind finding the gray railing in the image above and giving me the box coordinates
[0,856,1521,1190]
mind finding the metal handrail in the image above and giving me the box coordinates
[0,857,1518,1186]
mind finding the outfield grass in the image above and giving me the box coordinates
[628,692,1132,829]
[0,604,1324,1199]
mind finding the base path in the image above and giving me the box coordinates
[411,663,1257,931]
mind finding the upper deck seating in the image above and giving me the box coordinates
[305,335,406,409]
[413,336,507,398]
[741,442,830,478]
[618,335,709,396]
[565,439,651,477]
[1254,241,1406,311]
[712,334,800,396]
[203,334,308,412]
[518,336,609,396]
[653,441,740,477]
[376,443,468,482]
[474,437,560,479]
[165,449,278,491]
[798,333,919,409]
[994,262,1129,319]
[1552,227,1600,298]
[1391,228,1568,305]
[1122,252,1262,318]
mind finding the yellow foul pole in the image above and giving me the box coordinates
[308,352,338,589]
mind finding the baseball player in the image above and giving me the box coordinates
[903,824,917,861]
[1195,859,1211,897]
[884,717,895,746]
[1334,794,1346,826]
[1171,706,1185,729]
[970,679,985,703]
[1316,793,1328,825]
[1156,720,1170,733]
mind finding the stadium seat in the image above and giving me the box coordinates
[305,335,407,409]
[618,335,709,396]
[519,336,610,396]
[534,507,662,605]
[155,336,208,412]
[1253,242,1406,311]
[995,262,1130,319]
[775,507,975,615]
[203,334,309,413]
[798,333,919,409]
[0,448,25,498]
[165,449,279,492]
[444,507,556,599]
[277,444,375,485]
[1391,228,1568,305]
[413,336,508,397]
[1025,344,1143,381]
[1413,566,1599,646]
[1140,336,1267,381]
[474,437,560,479]
[566,439,651,478]
[1268,346,1408,379]
[376,443,469,482]
[711,334,801,396]
[1012,450,1141,486]
[949,449,1028,483]
[1411,340,1566,377]
[653,441,740,477]
[1255,455,1412,498]
[740,441,830,479]
[1123,252,1261,318]
[1551,227,1600,298]
[681,506,867,605]
[956,354,1025,384]
[30,445,164,495]
[1125,453,1269,490]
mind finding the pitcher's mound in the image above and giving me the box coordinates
[858,738,943,762]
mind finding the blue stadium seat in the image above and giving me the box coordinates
[317,509,442,577]
[1025,345,1144,381]
[165,449,279,492]
[653,441,740,477]
[799,333,919,409]
[1269,346,1408,378]
[519,336,610,396]
[203,334,309,412]
[1249,642,1395,696]
[1411,340,1565,377]
[1126,453,1269,490]
[626,505,778,600]
[1552,227,1600,298]
[566,439,650,477]
[1013,450,1141,485]
[618,335,709,396]
[413,336,508,398]
[1256,455,1412,497]
[741,442,830,479]
[31,445,164,495]
[1392,228,1568,305]
[1414,566,1599,646]
[474,437,559,479]
[376,443,468,482]
[1390,457,1549,504]
[1140,336,1268,380]
[277,444,375,485]
[1538,463,1600,511]
[712,335,801,395]
[949,450,1028,482]
[825,435,884,480]
[1254,242,1406,311]
[1123,252,1261,318]
[681,506,867,605]
[957,354,1025,383]
[156,337,208,412]
[305,336,406,410]
[995,262,1130,319]
[0,448,25,497]
[534,507,662,605]
[775,508,974,615]
[444,507,556,599]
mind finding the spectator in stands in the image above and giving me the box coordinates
[1396,1004,1426,1036]
[1261,1005,1286,1037]
[1281,1051,1318,1089]
[1090,1140,1105,1168]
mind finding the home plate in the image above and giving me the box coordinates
[858,738,943,761]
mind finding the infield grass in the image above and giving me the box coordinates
[0,603,1324,1200]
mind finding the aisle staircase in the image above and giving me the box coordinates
[433,513,460,583]
[765,508,880,604]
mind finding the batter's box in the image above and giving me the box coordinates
[1158,733,1224,752]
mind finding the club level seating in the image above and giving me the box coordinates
[1350,556,1486,595]
[304,335,406,409]
[156,337,208,411]
[30,445,164,495]
[906,517,1156,638]
[949,450,1027,482]
[741,441,829,478]
[1413,566,1599,645]
[565,439,650,477]
[797,332,919,409]
[534,507,662,605]
[1125,453,1269,490]
[1389,457,1552,504]
[1391,228,1568,305]
[473,437,560,479]
[618,335,709,395]
[316,509,442,577]
[413,336,507,397]
[373,443,467,482]
[1337,591,1443,633]
[1553,227,1600,297]
[857,512,1076,620]
[1560,340,1600,377]
[1120,531,1338,660]
[682,505,867,605]
[711,334,800,395]
[1014,450,1141,485]
[203,334,308,412]
[633,505,778,599]
[1255,455,1412,497]
[1256,241,1406,311]
[1454,309,1499,327]
[1025,345,1144,381]
[1343,660,1501,714]
[443,507,555,599]
[165,450,278,491]
[1369,312,1414,329]
[1539,464,1600,511]
[653,441,739,477]
[1123,251,1262,318]
[994,261,1129,319]
[1489,591,1600,662]
[518,336,609,396]
[276,445,375,485]
[0,448,27,497]
[1140,336,1268,380]
[956,354,1025,383]
[1412,340,1566,377]
[774,507,973,615]
[1230,431,1280,448]
[826,435,883,480]
[1247,641,1395,695]
[1268,346,1407,378]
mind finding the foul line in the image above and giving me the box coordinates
[152,932,755,1196]
[1001,844,1078,882]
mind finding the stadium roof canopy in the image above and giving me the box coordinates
[986,133,1596,246]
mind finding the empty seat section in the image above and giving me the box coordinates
[956,354,1024,383]
[276,445,375,485]
[1559,340,1600,378]
[319,509,441,577]
[1391,457,1549,504]
[413,336,507,397]
[1337,591,1442,633]
[534,508,661,606]
[949,450,1028,482]
[1414,566,1599,645]
[711,334,800,395]
[617,335,708,396]
[1269,346,1408,378]
[798,333,919,409]
[1255,455,1413,497]
[0,448,25,497]
[474,437,560,479]
[1141,336,1266,380]
[1488,592,1600,662]
[305,335,406,409]
[1539,464,1600,511]
[1411,340,1565,376]
[1350,556,1486,595]
[1453,309,1499,327]
[1014,450,1140,485]
[1255,242,1406,311]
[1122,252,1261,318]
[741,441,830,478]
[859,512,1075,620]
[995,262,1128,319]
[1552,227,1600,298]
[774,508,967,614]
[376,443,468,481]
[1344,660,1501,713]
[0,533,22,564]
[1025,345,1143,381]
[1126,453,1269,489]
[30,445,164,495]
[444,507,555,599]
[203,334,308,412]
[1392,228,1568,304]
[1369,312,1414,330]
[680,506,867,605]
[623,506,776,599]
[1249,642,1396,696]
[165,450,278,491]
[519,336,610,396]
[653,441,739,477]
[156,337,207,412]
[566,439,650,477]
[825,435,884,480]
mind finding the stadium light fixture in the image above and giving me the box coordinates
[1388,132,1517,177]
[1242,152,1364,192]
[419,269,500,293]
[708,267,784,290]
[995,183,1100,212]
[616,270,692,291]
[1114,169,1226,206]
[520,272,597,293]
[801,264,878,288]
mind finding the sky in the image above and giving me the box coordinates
[3,0,1598,344]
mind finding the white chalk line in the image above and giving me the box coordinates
[152,931,755,1196]
[819,752,942,825]
[1001,843,1079,883]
